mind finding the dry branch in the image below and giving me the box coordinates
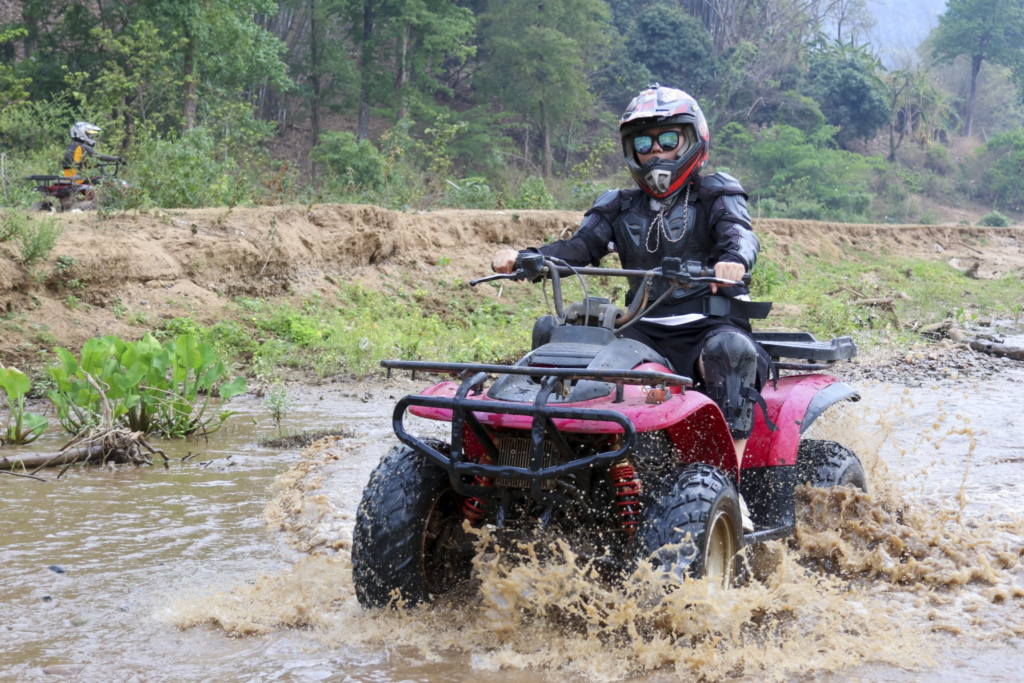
[969,340,1024,361]
[1,430,168,472]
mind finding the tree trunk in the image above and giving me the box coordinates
[183,23,197,130]
[394,24,410,122]
[541,101,552,177]
[964,53,983,138]
[310,0,321,182]
[357,0,374,140]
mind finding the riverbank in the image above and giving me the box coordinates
[1,205,1023,382]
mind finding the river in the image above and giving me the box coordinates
[2,360,1023,681]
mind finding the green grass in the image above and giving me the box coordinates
[759,244,1024,344]
[153,246,1023,381]
[159,278,614,380]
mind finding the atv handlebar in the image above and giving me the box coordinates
[470,256,750,289]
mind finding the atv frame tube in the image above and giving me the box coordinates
[391,369,645,503]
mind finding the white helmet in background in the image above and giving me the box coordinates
[70,122,102,146]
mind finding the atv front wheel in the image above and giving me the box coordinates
[797,439,867,491]
[633,464,743,587]
[352,441,474,609]
[29,199,55,212]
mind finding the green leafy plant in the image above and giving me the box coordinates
[263,384,293,437]
[17,215,63,266]
[0,365,49,445]
[310,131,386,191]
[507,176,555,209]
[977,210,1011,227]
[47,334,247,437]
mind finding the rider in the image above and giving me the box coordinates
[492,84,770,459]
[63,122,123,181]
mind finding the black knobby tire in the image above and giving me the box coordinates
[633,464,743,586]
[796,439,867,492]
[351,440,473,609]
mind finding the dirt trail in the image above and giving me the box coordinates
[1,204,1022,362]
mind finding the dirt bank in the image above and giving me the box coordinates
[1,204,1022,364]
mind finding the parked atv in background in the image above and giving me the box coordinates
[352,255,866,609]
[25,159,130,211]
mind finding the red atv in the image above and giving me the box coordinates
[26,159,130,211]
[352,255,865,608]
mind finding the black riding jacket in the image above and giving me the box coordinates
[63,141,118,178]
[526,172,759,313]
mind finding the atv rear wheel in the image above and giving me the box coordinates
[796,439,867,491]
[352,441,474,609]
[633,464,743,587]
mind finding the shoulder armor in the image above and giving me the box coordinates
[585,187,643,217]
[592,188,620,210]
[698,172,747,200]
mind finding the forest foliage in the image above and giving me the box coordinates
[3,0,1024,222]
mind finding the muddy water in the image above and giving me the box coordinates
[1,363,1024,681]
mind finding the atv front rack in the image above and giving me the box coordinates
[384,361,692,503]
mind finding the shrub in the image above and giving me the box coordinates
[980,131,1024,207]
[126,127,258,208]
[263,384,292,437]
[47,334,247,437]
[310,131,385,191]
[442,177,497,209]
[15,214,63,265]
[978,210,1011,227]
[507,176,555,209]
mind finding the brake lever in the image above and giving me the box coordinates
[469,272,525,287]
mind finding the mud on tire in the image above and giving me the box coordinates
[796,439,867,492]
[352,440,473,609]
[632,463,743,586]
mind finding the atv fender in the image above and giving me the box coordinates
[744,375,860,469]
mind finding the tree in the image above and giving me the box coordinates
[477,0,608,176]
[624,3,715,97]
[932,0,1024,137]
[147,0,290,130]
[804,41,890,145]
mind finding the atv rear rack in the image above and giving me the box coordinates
[386,362,681,503]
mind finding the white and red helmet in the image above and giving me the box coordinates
[619,84,710,199]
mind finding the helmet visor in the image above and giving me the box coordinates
[629,124,698,160]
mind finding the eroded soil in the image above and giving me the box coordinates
[1,205,1023,365]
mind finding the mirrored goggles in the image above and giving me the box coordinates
[632,131,680,155]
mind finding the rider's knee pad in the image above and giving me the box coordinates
[701,331,759,440]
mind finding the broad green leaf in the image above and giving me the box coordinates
[55,347,79,376]
[48,366,71,392]
[0,367,31,400]
[199,361,226,390]
[22,412,48,435]
[175,335,203,370]
[218,376,247,399]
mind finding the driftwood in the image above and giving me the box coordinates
[970,339,1024,361]
[0,430,167,475]
[1,375,166,479]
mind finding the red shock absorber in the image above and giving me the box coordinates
[462,425,493,523]
[462,474,492,523]
[609,461,641,536]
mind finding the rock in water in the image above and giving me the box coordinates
[42,664,85,676]
[48,565,65,574]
